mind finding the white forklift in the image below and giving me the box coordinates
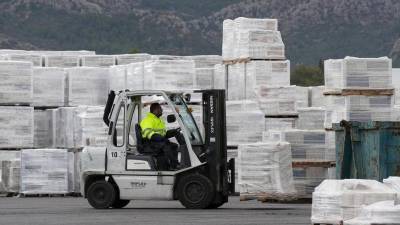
[80,89,235,209]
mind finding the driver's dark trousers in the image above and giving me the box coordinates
[147,140,179,170]
[163,141,179,169]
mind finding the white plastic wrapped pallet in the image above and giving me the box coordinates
[8,54,42,66]
[0,54,9,60]
[188,55,222,68]
[0,61,33,104]
[0,49,27,54]
[258,99,297,116]
[392,68,400,105]
[383,176,400,196]
[20,149,70,194]
[66,67,110,106]
[55,107,79,148]
[143,60,194,91]
[238,142,296,195]
[80,55,116,67]
[324,57,392,90]
[33,50,95,56]
[236,29,285,60]
[0,151,20,193]
[67,152,75,193]
[222,18,280,60]
[324,95,393,128]
[309,86,325,107]
[234,17,278,31]
[222,19,235,60]
[194,68,214,89]
[257,85,309,108]
[44,55,80,67]
[245,60,290,99]
[115,53,151,65]
[234,18,282,59]
[213,64,227,89]
[280,129,330,160]
[73,151,81,193]
[126,62,145,90]
[75,106,108,147]
[325,130,336,161]
[293,167,332,197]
[0,106,34,148]
[311,179,398,224]
[344,200,400,225]
[109,63,144,91]
[226,100,265,145]
[265,117,297,131]
[150,55,186,60]
[33,67,66,106]
[34,109,55,148]
[1,160,20,193]
[297,107,325,130]
[109,65,127,91]
[257,85,309,115]
[227,63,246,100]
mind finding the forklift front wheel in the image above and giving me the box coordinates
[177,174,215,209]
[87,181,116,209]
[112,199,130,209]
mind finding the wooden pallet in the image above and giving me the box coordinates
[323,88,394,96]
[19,193,70,198]
[292,160,336,168]
[223,57,286,65]
[265,114,299,118]
[0,192,18,197]
[0,103,31,107]
[240,193,306,203]
[33,106,61,110]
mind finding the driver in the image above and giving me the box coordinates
[140,103,180,170]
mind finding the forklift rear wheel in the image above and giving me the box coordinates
[177,174,215,209]
[112,199,130,209]
[87,180,116,209]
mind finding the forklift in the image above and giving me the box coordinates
[80,89,235,209]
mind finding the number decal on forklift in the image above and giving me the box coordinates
[111,152,118,157]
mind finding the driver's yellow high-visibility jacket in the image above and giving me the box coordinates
[140,112,167,139]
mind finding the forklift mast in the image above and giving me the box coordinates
[200,89,234,196]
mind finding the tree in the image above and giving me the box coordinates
[291,64,324,86]
[128,48,140,54]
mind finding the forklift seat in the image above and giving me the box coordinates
[135,124,145,154]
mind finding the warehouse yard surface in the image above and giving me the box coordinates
[0,197,310,225]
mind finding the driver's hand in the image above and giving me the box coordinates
[166,128,181,138]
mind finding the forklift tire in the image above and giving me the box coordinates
[112,199,130,209]
[177,174,215,209]
[206,202,225,209]
[87,181,116,209]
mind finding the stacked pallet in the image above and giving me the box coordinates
[324,57,394,128]
[190,55,221,90]
[344,200,400,225]
[0,151,21,194]
[311,179,398,225]
[80,55,116,67]
[143,60,195,91]
[0,60,33,195]
[220,17,301,200]
[20,149,72,195]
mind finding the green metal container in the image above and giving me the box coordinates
[333,121,400,181]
